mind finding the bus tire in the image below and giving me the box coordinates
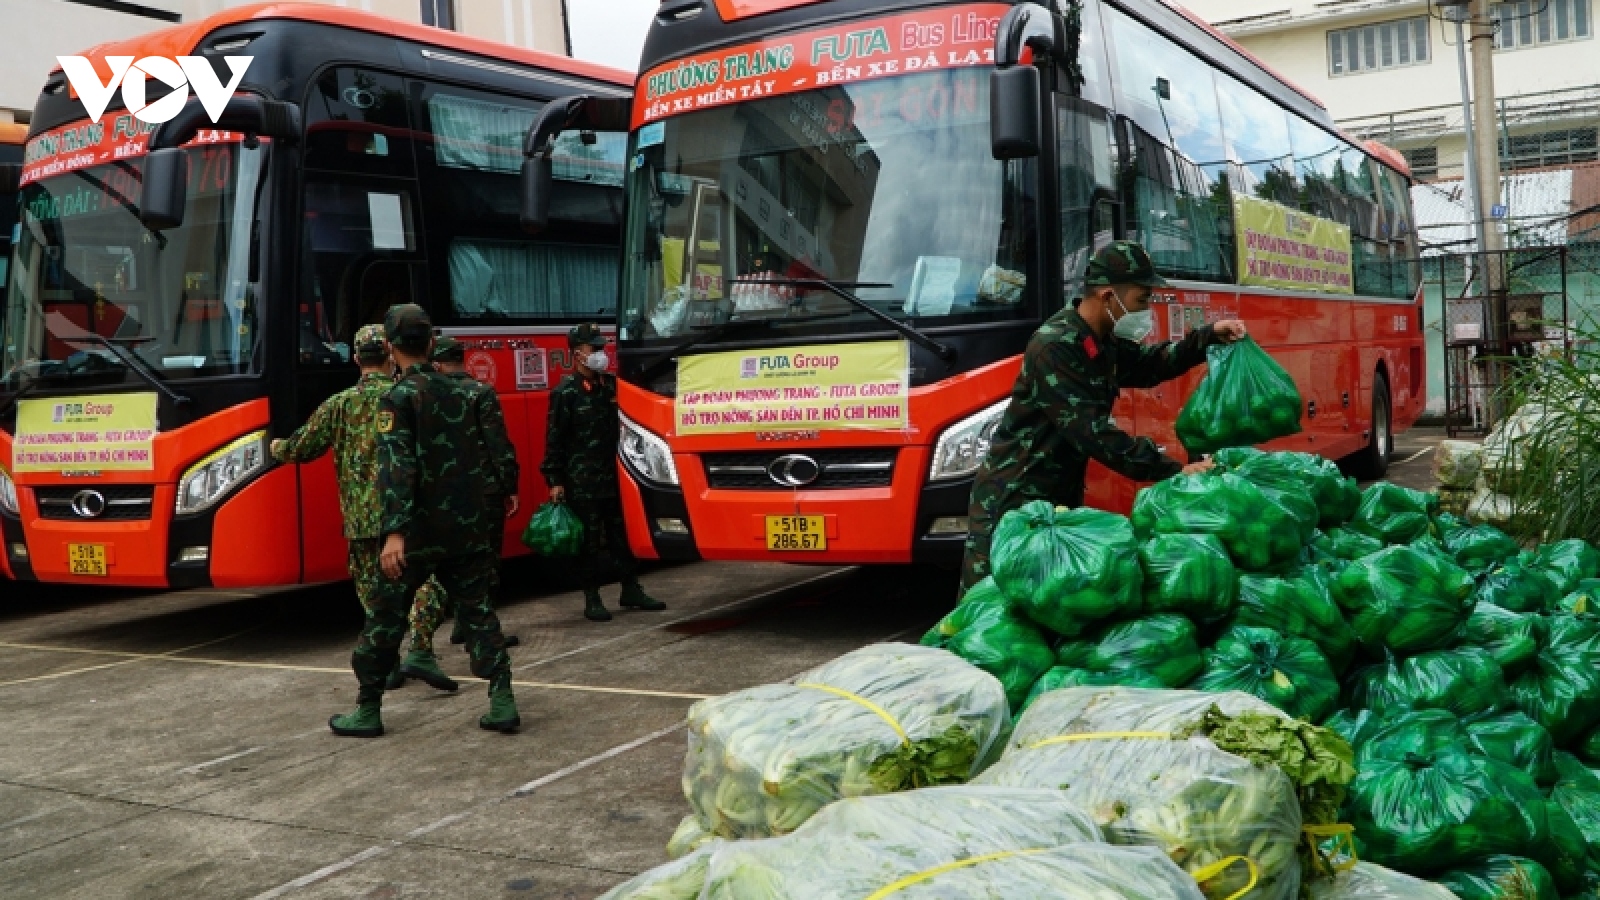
[1349,375,1392,480]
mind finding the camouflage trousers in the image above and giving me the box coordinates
[405,506,506,654]
[350,540,511,704]
[957,476,1080,597]
[348,538,387,615]
[570,493,637,593]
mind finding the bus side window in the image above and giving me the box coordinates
[299,179,422,365]
[1118,119,1233,284]
[304,68,415,177]
[1057,97,1114,298]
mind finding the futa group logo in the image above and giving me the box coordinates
[57,55,253,125]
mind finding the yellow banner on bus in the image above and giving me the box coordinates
[1235,194,1354,295]
[675,341,909,435]
[13,393,158,472]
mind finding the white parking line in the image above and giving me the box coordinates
[177,746,265,776]
[1395,447,1434,465]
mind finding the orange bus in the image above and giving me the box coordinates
[0,4,631,587]
[538,0,1424,566]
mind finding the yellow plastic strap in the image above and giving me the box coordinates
[862,848,1049,900]
[796,682,909,745]
[1303,823,1359,874]
[1024,730,1171,750]
[1191,855,1261,900]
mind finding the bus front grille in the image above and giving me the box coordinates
[703,449,898,490]
[34,485,156,521]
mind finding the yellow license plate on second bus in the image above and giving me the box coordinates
[67,543,108,577]
[765,515,826,551]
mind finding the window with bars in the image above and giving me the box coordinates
[420,0,456,30]
[1328,16,1431,75]
[1502,127,1599,170]
[1403,146,1440,178]
[1494,0,1592,48]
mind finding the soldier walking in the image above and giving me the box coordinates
[958,242,1250,594]
[542,323,666,622]
[330,303,521,737]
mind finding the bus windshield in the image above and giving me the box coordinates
[2,141,266,389]
[621,68,1036,346]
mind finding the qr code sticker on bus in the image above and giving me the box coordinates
[516,348,548,391]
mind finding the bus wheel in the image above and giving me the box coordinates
[1349,375,1392,480]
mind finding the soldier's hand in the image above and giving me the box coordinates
[549,486,565,504]
[1213,320,1248,343]
[505,495,519,517]
[380,534,407,580]
[269,439,286,461]
[1181,459,1216,476]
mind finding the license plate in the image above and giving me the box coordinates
[765,515,826,551]
[67,543,108,577]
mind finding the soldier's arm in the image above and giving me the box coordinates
[478,389,521,493]
[540,388,571,490]
[1038,341,1184,481]
[271,394,339,463]
[376,388,419,539]
[1117,323,1220,389]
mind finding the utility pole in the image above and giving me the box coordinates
[1469,0,1509,421]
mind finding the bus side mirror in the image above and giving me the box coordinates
[520,155,554,233]
[141,148,189,230]
[991,65,1041,159]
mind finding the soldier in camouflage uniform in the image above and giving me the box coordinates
[542,323,666,622]
[270,325,396,618]
[957,241,1249,595]
[330,304,521,737]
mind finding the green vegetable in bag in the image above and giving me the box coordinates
[1175,336,1303,454]
[991,501,1142,636]
[1333,545,1476,655]
[666,815,715,859]
[1433,440,1485,490]
[600,843,719,900]
[1443,524,1522,576]
[1229,450,1362,530]
[1019,665,1166,715]
[1175,704,1357,828]
[1435,856,1558,900]
[1191,625,1339,722]
[1533,539,1600,595]
[1463,711,1558,787]
[942,605,1056,712]
[1539,799,1589,892]
[1308,863,1459,900]
[1474,562,1557,614]
[1344,648,1509,720]
[1350,483,1439,545]
[521,501,584,556]
[1231,570,1356,673]
[921,577,1009,646]
[1140,534,1240,624]
[1507,613,1600,745]
[1313,527,1385,561]
[1132,473,1302,571]
[1456,603,1545,677]
[1347,710,1548,873]
[1071,614,1205,688]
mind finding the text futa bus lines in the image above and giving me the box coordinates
[602,0,1424,567]
[0,4,632,587]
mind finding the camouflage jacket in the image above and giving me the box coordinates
[541,372,620,498]
[971,306,1219,513]
[377,363,496,556]
[447,371,520,499]
[272,372,394,540]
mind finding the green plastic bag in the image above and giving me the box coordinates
[990,501,1142,636]
[1558,580,1600,617]
[1140,533,1240,624]
[1350,483,1439,545]
[1534,539,1600,596]
[1348,710,1549,873]
[1332,545,1476,655]
[921,577,1009,647]
[1580,726,1600,767]
[942,601,1056,713]
[1229,450,1362,530]
[1540,799,1589,892]
[1345,648,1509,720]
[1435,857,1558,900]
[1175,336,1303,454]
[1132,472,1303,571]
[1065,613,1204,688]
[1017,665,1166,715]
[1313,527,1386,561]
[1191,625,1340,721]
[1231,570,1356,673]
[1474,562,1557,614]
[1325,708,1389,753]
[1443,524,1522,576]
[1552,752,1600,876]
[1507,613,1600,745]
[1456,602,1545,677]
[1463,711,1559,787]
[521,501,585,556]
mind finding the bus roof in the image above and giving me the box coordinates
[53,2,633,87]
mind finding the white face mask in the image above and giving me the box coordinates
[1111,293,1154,343]
[583,350,610,372]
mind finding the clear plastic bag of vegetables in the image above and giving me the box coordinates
[1020,665,1170,716]
[1347,710,1548,874]
[599,843,719,900]
[1190,625,1339,721]
[1432,440,1485,490]
[1343,648,1509,720]
[976,687,1308,900]
[1054,613,1205,688]
[1463,711,1558,787]
[1506,612,1600,745]
[1350,483,1439,545]
[1140,534,1240,625]
[697,786,1209,900]
[1331,545,1476,655]
[1308,862,1460,900]
[1228,450,1362,530]
[666,814,715,859]
[990,501,1142,636]
[1533,539,1600,596]
[1312,527,1385,562]
[1230,570,1356,673]
[1442,524,1521,576]
[921,577,1055,711]
[1174,337,1303,455]
[1473,561,1556,614]
[1133,473,1303,572]
[1456,603,1544,677]
[520,500,584,556]
[1435,856,1558,900]
[681,643,1009,840]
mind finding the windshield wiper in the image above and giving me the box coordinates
[737,277,958,364]
[634,312,851,382]
[0,374,45,420]
[70,334,192,406]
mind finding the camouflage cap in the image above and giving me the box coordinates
[353,324,389,364]
[568,323,605,349]
[384,303,433,351]
[431,335,465,364]
[1083,241,1170,289]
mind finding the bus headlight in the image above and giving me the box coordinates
[0,469,18,516]
[618,413,679,486]
[176,431,267,515]
[929,399,1011,482]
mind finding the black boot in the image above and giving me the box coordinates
[583,589,612,622]
[620,580,666,611]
